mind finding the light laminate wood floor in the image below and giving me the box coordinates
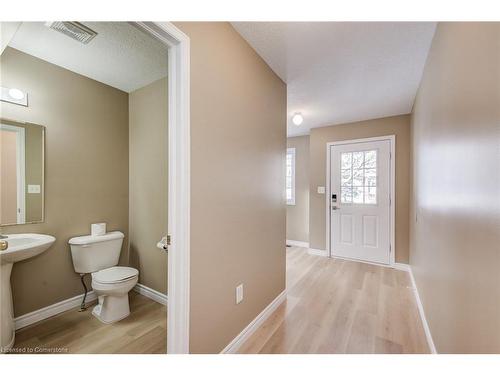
[12,292,167,354]
[238,246,429,354]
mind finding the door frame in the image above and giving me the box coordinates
[325,135,395,266]
[0,123,26,224]
[132,22,190,354]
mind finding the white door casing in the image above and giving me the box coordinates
[131,22,191,354]
[329,138,391,265]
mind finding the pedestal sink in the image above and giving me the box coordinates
[0,234,56,352]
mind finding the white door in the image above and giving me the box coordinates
[330,139,391,264]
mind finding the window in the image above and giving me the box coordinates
[340,149,377,204]
[286,148,296,205]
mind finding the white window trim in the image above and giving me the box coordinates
[286,147,296,206]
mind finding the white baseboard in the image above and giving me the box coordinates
[14,283,167,331]
[406,266,437,354]
[221,289,287,354]
[134,283,168,306]
[393,262,437,353]
[286,240,309,248]
[326,255,409,271]
[393,262,411,272]
[308,248,328,257]
[324,258,435,353]
[15,291,97,330]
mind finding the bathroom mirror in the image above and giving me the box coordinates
[0,118,45,226]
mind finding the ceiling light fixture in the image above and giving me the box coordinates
[1,86,28,107]
[292,112,303,126]
[8,88,25,100]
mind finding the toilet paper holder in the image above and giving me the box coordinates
[157,235,171,252]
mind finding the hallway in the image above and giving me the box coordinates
[239,246,429,353]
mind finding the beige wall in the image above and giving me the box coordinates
[0,48,129,316]
[309,115,411,263]
[129,77,168,294]
[410,23,500,353]
[286,135,309,243]
[175,22,287,353]
[23,123,44,222]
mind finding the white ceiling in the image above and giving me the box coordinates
[232,22,437,136]
[6,22,168,93]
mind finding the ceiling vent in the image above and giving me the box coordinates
[45,22,98,44]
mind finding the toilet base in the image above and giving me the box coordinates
[92,294,131,324]
[0,333,15,354]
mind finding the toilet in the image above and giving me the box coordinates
[68,231,139,324]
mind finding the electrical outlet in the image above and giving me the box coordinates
[236,284,244,304]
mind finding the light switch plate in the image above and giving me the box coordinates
[317,186,325,194]
[28,184,41,194]
[236,284,244,304]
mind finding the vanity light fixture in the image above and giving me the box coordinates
[292,112,303,126]
[1,86,28,107]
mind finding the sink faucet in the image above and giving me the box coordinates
[0,234,8,239]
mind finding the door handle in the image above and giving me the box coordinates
[332,206,340,210]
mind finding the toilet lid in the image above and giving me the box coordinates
[92,266,138,284]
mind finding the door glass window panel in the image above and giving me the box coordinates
[341,186,352,203]
[341,152,352,169]
[352,151,364,169]
[341,168,352,186]
[365,168,377,186]
[365,186,377,204]
[353,186,364,203]
[353,169,363,186]
[364,150,377,168]
[340,149,378,204]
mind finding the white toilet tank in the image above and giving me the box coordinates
[69,231,124,274]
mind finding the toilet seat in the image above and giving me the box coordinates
[92,266,138,284]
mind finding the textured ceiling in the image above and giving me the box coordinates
[232,22,437,136]
[7,22,167,93]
